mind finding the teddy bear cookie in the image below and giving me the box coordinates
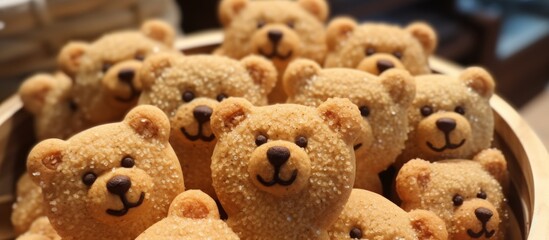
[325,17,437,76]
[138,53,276,198]
[16,216,60,240]
[328,189,448,240]
[136,190,239,240]
[11,173,46,235]
[210,97,362,239]
[216,0,329,103]
[57,19,175,126]
[18,72,86,140]
[396,155,508,239]
[26,105,185,240]
[396,67,495,166]
[284,59,415,193]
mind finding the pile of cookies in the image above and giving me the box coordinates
[12,0,509,239]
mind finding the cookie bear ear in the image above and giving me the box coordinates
[379,69,416,106]
[58,41,89,77]
[211,97,253,137]
[326,17,357,51]
[459,67,495,98]
[396,159,432,202]
[168,190,220,219]
[240,55,278,95]
[473,148,507,185]
[140,19,175,47]
[18,74,59,115]
[124,105,170,142]
[27,139,67,184]
[283,59,321,98]
[218,0,248,26]
[137,52,177,91]
[408,209,449,240]
[406,22,437,55]
[317,98,363,145]
[298,0,329,22]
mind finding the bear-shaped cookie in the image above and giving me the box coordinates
[284,59,415,193]
[138,53,276,198]
[26,105,185,240]
[216,0,329,103]
[396,67,495,166]
[210,97,362,239]
[325,17,437,76]
[11,174,46,235]
[328,189,448,240]
[16,216,60,240]
[18,72,86,140]
[396,156,508,239]
[57,20,175,126]
[136,190,239,240]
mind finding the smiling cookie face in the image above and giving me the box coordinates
[210,97,361,239]
[27,105,184,240]
[397,67,495,163]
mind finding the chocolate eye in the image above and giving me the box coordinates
[102,62,112,73]
[366,47,376,56]
[182,91,195,102]
[295,136,308,148]
[135,53,145,61]
[393,51,403,59]
[121,156,135,168]
[216,93,228,102]
[359,106,370,117]
[455,106,465,115]
[255,134,268,146]
[287,20,295,28]
[477,191,487,199]
[68,100,78,112]
[349,227,363,239]
[82,172,97,186]
[420,106,433,117]
[257,20,266,29]
[453,194,464,206]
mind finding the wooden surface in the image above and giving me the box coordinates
[1,31,548,239]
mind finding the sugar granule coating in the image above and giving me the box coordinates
[138,53,276,198]
[284,59,415,193]
[217,0,329,103]
[325,18,436,76]
[396,157,508,240]
[328,189,448,240]
[396,67,495,166]
[26,105,184,240]
[58,20,175,126]
[136,190,239,240]
[210,97,362,239]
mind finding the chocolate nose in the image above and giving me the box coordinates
[193,105,213,124]
[267,146,290,168]
[436,118,456,134]
[376,60,394,73]
[475,207,493,223]
[118,69,135,84]
[107,175,132,195]
[268,30,283,43]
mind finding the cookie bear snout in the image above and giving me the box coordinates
[193,105,213,124]
[376,59,394,73]
[436,118,456,134]
[117,69,135,84]
[267,146,291,168]
[475,207,493,224]
[268,30,284,43]
[107,175,132,195]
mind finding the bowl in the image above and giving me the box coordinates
[0,31,547,240]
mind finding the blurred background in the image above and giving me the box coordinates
[0,0,547,146]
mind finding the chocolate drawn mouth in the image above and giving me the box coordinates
[353,143,363,151]
[180,124,215,142]
[257,167,298,187]
[426,132,465,152]
[258,42,292,60]
[106,192,145,216]
[115,84,140,103]
[467,223,496,238]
